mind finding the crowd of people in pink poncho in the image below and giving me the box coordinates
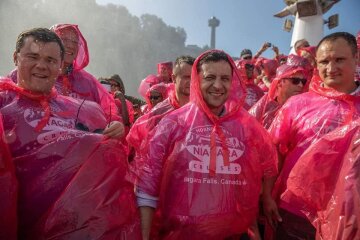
[0,23,359,240]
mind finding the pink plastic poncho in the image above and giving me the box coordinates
[249,54,311,129]
[296,46,316,59]
[269,73,360,216]
[236,59,264,110]
[282,120,360,240]
[157,61,173,83]
[137,50,277,239]
[0,78,140,239]
[0,112,17,240]
[127,89,179,156]
[138,74,162,99]
[256,58,278,92]
[142,82,169,114]
[50,24,120,122]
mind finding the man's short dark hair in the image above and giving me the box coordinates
[197,51,232,72]
[317,32,357,56]
[16,28,65,60]
[173,55,195,75]
[240,48,252,59]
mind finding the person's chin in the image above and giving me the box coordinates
[324,78,341,87]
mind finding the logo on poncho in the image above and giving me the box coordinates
[186,125,244,174]
[24,108,77,144]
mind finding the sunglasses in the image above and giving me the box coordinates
[149,95,161,100]
[243,56,252,60]
[285,77,307,85]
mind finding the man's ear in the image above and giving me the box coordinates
[13,52,18,66]
[277,79,284,90]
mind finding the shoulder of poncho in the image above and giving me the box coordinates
[72,69,98,82]
[152,98,172,111]
[0,90,16,108]
[283,91,321,109]
[235,108,263,129]
[160,103,193,123]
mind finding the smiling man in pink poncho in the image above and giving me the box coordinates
[0,28,140,239]
[135,50,279,239]
[268,32,360,239]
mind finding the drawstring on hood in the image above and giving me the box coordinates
[0,79,57,132]
[190,50,246,176]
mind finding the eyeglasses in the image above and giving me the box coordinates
[285,77,307,85]
[243,56,252,60]
[149,95,161,100]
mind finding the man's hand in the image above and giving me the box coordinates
[248,220,261,240]
[261,42,271,51]
[272,46,280,55]
[262,194,282,229]
[103,121,125,139]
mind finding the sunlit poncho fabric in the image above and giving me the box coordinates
[282,119,360,240]
[269,74,360,216]
[137,50,277,239]
[51,24,120,122]
[138,74,162,99]
[0,78,140,239]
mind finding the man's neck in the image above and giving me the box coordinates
[210,105,225,116]
[176,93,189,107]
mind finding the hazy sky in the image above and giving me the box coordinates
[95,0,360,58]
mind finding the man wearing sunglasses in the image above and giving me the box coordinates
[267,32,360,239]
[249,54,310,130]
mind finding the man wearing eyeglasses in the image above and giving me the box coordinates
[249,54,310,130]
[266,32,360,239]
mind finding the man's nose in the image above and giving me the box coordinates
[212,78,222,89]
[35,59,47,69]
[327,60,337,72]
